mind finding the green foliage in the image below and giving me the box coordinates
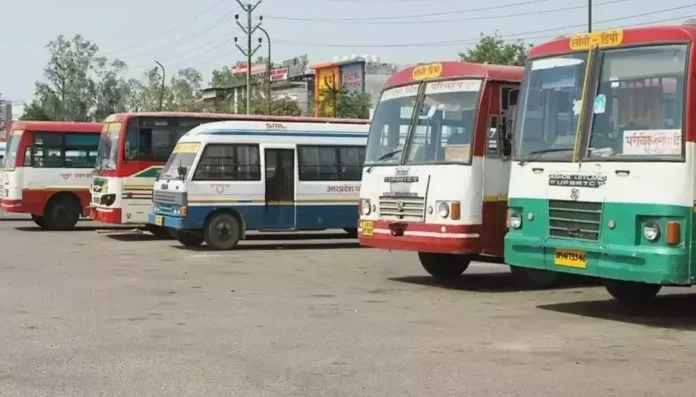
[318,86,371,119]
[22,36,305,121]
[459,32,532,66]
[237,89,302,117]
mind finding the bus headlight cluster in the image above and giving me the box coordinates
[360,199,371,215]
[644,221,661,241]
[437,202,450,218]
[509,211,522,229]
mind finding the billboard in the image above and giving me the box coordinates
[341,62,365,94]
[315,66,341,117]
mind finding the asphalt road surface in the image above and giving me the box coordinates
[2,215,696,396]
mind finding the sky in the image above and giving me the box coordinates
[1,0,694,114]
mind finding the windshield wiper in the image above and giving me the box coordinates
[366,149,404,173]
[518,148,574,166]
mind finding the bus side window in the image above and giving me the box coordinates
[24,147,32,167]
[487,115,499,157]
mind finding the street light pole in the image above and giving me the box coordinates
[258,23,272,115]
[588,0,592,33]
[154,61,165,111]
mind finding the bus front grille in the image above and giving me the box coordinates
[153,190,187,205]
[548,200,602,241]
[378,196,425,222]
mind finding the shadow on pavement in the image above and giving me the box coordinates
[15,225,128,233]
[538,292,696,331]
[389,271,600,293]
[173,241,363,252]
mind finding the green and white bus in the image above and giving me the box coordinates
[505,23,696,302]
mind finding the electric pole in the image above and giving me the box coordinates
[234,0,262,115]
[588,0,592,33]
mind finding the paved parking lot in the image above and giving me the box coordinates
[2,215,696,396]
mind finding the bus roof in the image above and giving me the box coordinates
[9,120,102,133]
[181,119,369,141]
[383,61,524,89]
[103,112,370,125]
[529,23,696,58]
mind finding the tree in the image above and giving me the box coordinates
[167,67,203,112]
[318,86,372,119]
[459,32,531,66]
[20,101,53,121]
[93,58,131,121]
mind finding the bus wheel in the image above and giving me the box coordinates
[204,212,241,250]
[509,266,561,289]
[344,228,358,238]
[31,214,48,230]
[175,231,204,247]
[604,279,661,303]
[44,195,80,230]
[418,252,471,281]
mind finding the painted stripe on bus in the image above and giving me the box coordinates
[202,129,368,138]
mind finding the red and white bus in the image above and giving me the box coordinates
[0,121,102,229]
[358,62,560,288]
[90,112,371,237]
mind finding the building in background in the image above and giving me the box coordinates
[311,55,397,117]
[200,55,314,114]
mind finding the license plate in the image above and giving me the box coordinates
[155,215,163,226]
[555,249,587,269]
[361,220,373,236]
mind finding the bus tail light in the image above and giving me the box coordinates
[450,202,461,220]
[666,221,680,245]
[180,206,188,218]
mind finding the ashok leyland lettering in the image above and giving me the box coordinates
[506,23,696,302]
[0,121,101,229]
[358,62,559,287]
[148,120,369,250]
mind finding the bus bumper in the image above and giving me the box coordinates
[90,206,123,225]
[0,199,23,213]
[357,220,481,254]
[148,213,189,229]
[504,233,690,285]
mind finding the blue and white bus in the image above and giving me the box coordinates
[148,119,369,249]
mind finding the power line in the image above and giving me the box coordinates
[268,0,628,25]
[265,0,551,21]
[100,0,228,56]
[272,5,696,48]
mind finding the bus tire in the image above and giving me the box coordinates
[43,194,80,231]
[604,279,661,303]
[344,228,358,238]
[418,252,471,281]
[509,266,561,289]
[204,212,241,250]
[31,214,48,229]
[175,230,204,247]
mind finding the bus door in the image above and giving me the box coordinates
[263,147,296,230]
[481,84,518,255]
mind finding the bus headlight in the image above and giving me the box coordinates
[361,199,371,215]
[644,221,661,241]
[437,202,450,218]
[509,211,522,229]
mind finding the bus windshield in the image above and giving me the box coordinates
[3,131,22,168]
[586,44,686,159]
[515,53,587,162]
[160,143,201,180]
[365,84,419,165]
[404,79,481,164]
[96,122,121,171]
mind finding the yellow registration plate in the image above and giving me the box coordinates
[555,249,587,269]
[361,220,373,236]
[154,215,164,226]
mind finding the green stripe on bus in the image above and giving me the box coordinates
[133,167,163,178]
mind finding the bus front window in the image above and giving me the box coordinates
[405,79,481,165]
[3,130,23,168]
[96,122,121,171]
[364,84,419,165]
[515,53,587,162]
[586,45,686,159]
